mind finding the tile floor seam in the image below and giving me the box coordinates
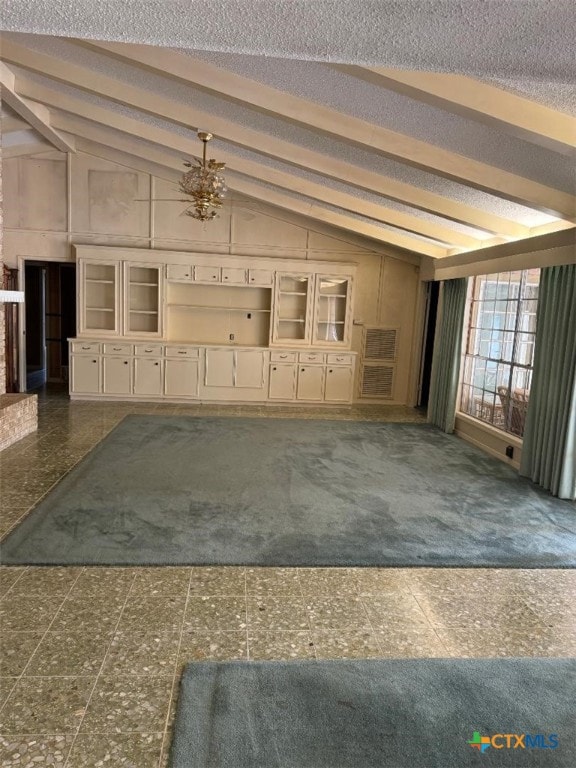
[0,567,86,717]
[61,569,138,768]
[158,567,194,768]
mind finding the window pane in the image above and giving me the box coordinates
[458,269,539,438]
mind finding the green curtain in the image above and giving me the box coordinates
[428,277,468,433]
[520,264,576,500]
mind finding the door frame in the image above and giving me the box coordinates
[17,254,74,392]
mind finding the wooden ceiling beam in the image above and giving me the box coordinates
[2,39,532,238]
[0,62,75,153]
[341,66,576,156]
[45,98,481,250]
[78,40,575,218]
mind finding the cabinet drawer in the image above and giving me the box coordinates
[195,265,221,283]
[270,351,298,363]
[326,353,353,366]
[72,341,101,354]
[134,343,163,356]
[103,342,133,355]
[165,346,200,359]
[298,352,325,364]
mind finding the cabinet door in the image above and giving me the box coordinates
[133,358,163,395]
[222,267,246,284]
[235,350,265,388]
[164,359,199,398]
[195,265,221,283]
[324,366,354,402]
[71,355,100,394]
[248,268,273,286]
[79,259,120,335]
[205,348,234,387]
[296,365,324,400]
[124,263,162,336]
[166,264,192,281]
[269,364,296,400]
[272,273,313,345]
[103,356,131,394]
[313,275,352,346]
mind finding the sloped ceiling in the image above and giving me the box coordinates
[1,1,575,259]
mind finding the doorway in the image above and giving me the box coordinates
[23,261,76,391]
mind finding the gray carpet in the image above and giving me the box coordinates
[1,415,575,566]
[170,658,576,767]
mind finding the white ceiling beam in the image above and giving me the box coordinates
[340,66,576,156]
[49,105,481,250]
[80,40,576,218]
[0,62,75,153]
[69,132,446,258]
[2,40,532,238]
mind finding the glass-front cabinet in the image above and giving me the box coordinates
[124,263,162,337]
[79,259,120,335]
[272,274,313,345]
[313,275,352,346]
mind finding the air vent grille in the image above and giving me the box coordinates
[361,364,394,398]
[364,327,398,361]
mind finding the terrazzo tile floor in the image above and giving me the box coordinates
[1,388,575,766]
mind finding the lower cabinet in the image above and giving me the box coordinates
[103,356,131,395]
[71,354,100,394]
[133,357,163,396]
[324,365,354,402]
[296,364,325,401]
[70,340,355,403]
[204,348,265,390]
[165,358,199,398]
[269,363,297,400]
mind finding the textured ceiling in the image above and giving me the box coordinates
[1,2,575,259]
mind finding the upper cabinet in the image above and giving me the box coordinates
[313,275,353,347]
[271,272,354,348]
[76,246,355,348]
[124,263,163,337]
[78,259,120,336]
[272,273,313,345]
[78,255,162,337]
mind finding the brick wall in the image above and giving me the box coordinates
[1,138,5,396]
[0,394,38,451]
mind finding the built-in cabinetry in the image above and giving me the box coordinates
[71,245,357,404]
[79,258,162,338]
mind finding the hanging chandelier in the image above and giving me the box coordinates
[179,131,227,221]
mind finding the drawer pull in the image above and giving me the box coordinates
[92,359,97,363]
[273,366,277,371]
[154,362,159,366]
[124,361,128,365]
[329,369,333,373]
[82,345,91,350]
[113,347,122,351]
[178,351,187,355]
[145,348,154,353]
[301,368,305,372]
[279,354,288,359]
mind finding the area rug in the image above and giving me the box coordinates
[1,415,575,566]
[170,658,576,767]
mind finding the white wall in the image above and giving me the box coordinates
[3,149,423,405]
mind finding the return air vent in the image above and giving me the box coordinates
[361,364,394,398]
[359,326,399,400]
[364,327,398,362]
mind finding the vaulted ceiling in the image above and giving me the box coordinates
[1,1,575,260]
